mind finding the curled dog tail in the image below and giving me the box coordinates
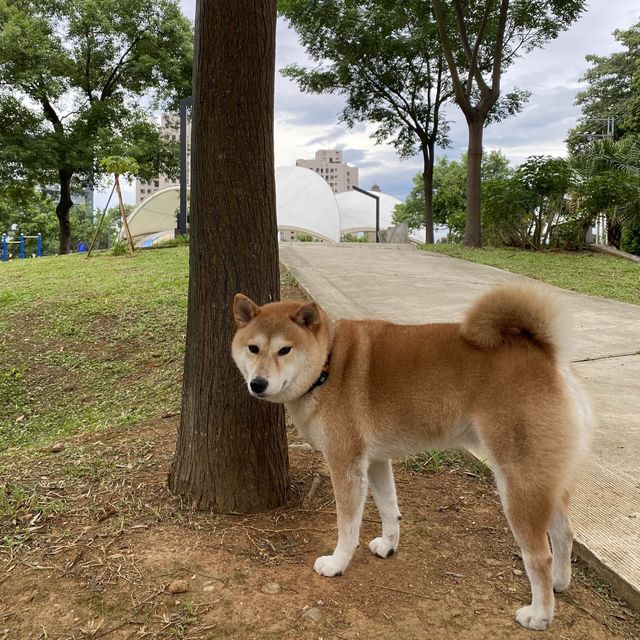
[460,283,570,359]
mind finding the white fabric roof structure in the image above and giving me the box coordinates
[122,168,342,245]
[121,186,179,242]
[335,190,400,235]
[275,166,341,242]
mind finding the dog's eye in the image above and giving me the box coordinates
[248,345,259,354]
[277,346,292,356]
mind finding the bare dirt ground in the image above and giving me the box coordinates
[1,418,639,640]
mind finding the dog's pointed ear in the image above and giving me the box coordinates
[233,294,259,328]
[292,301,321,332]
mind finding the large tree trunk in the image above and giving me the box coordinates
[606,215,622,249]
[56,169,73,254]
[168,0,289,512]
[422,143,435,244]
[463,117,483,248]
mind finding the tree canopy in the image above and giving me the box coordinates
[393,149,512,235]
[0,0,193,253]
[568,21,640,151]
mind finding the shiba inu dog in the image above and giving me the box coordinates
[231,284,591,631]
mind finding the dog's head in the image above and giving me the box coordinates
[231,294,330,403]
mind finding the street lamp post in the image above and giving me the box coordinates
[352,186,380,243]
[177,96,193,236]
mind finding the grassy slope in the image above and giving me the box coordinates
[421,244,640,306]
[0,249,188,453]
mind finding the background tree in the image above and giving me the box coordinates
[393,149,511,239]
[280,0,453,243]
[0,187,123,254]
[0,0,193,254]
[430,0,585,247]
[570,137,640,250]
[567,21,640,153]
[483,155,573,249]
[168,0,289,511]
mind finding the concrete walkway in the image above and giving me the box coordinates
[279,242,640,609]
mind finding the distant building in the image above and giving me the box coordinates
[295,149,359,194]
[136,114,191,205]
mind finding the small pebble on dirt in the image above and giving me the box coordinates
[301,607,322,623]
[512,569,523,576]
[168,579,189,594]
[262,582,281,594]
[49,443,65,453]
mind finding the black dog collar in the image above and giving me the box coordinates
[307,353,331,394]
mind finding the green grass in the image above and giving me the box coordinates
[0,248,189,453]
[420,244,640,306]
[400,449,493,480]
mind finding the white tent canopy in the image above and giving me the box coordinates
[335,190,400,235]
[275,166,341,242]
[121,167,342,244]
[122,186,179,242]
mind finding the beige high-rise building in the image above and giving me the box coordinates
[135,114,191,205]
[295,149,358,194]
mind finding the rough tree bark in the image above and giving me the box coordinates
[421,143,435,244]
[56,169,74,254]
[464,118,484,247]
[168,0,289,512]
[606,216,622,249]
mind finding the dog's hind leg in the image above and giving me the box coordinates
[314,454,368,577]
[496,469,555,631]
[368,458,401,559]
[548,491,574,592]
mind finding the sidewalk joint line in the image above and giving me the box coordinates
[572,350,640,364]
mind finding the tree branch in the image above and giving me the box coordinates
[490,0,510,93]
[39,90,64,136]
[469,0,495,96]
[431,0,473,117]
[99,28,149,101]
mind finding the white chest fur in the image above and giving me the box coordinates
[285,396,326,453]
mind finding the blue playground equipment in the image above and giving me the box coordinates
[1,233,42,261]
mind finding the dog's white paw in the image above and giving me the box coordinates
[515,605,552,631]
[368,537,396,559]
[314,555,346,577]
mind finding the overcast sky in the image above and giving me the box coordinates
[111,1,639,206]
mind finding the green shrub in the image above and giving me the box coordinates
[111,241,128,256]
[156,234,189,248]
[621,219,640,256]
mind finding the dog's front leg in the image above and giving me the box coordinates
[368,458,401,558]
[314,455,368,577]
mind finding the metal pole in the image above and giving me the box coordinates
[37,233,42,257]
[19,234,25,259]
[353,186,380,243]
[1,235,6,262]
[178,96,193,236]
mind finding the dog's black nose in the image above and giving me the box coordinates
[250,377,268,394]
